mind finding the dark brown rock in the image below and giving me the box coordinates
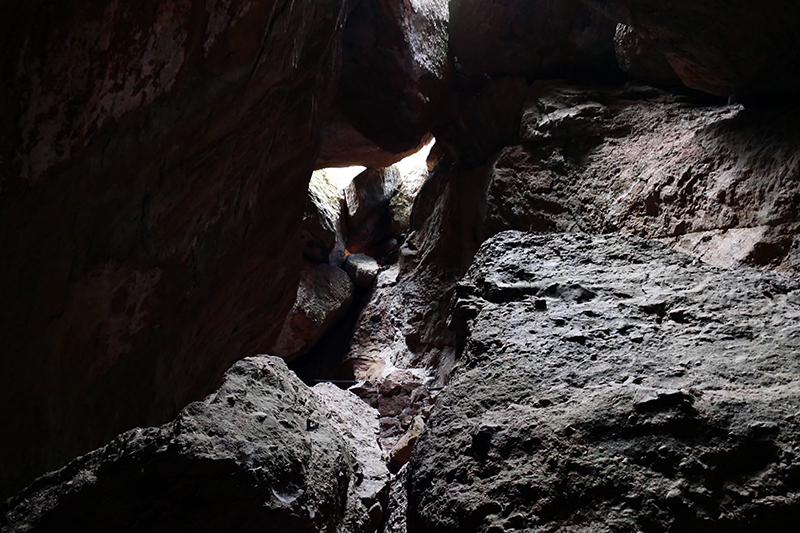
[336,0,453,153]
[408,231,800,532]
[0,0,350,498]
[614,24,682,86]
[580,0,800,96]
[449,0,618,78]
[1,357,356,533]
[317,115,434,169]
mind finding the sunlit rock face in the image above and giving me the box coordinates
[0,0,351,499]
[579,0,800,96]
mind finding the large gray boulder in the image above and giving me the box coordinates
[1,356,365,533]
[313,383,390,533]
[408,231,800,532]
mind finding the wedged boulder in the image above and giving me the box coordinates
[614,24,682,86]
[270,261,354,361]
[302,170,347,265]
[408,231,800,532]
[343,254,380,288]
[317,114,433,169]
[450,0,618,79]
[313,383,390,533]
[337,0,452,153]
[0,0,350,497]
[1,357,357,533]
[579,0,800,96]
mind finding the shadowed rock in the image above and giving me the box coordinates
[408,231,800,532]
[1,357,367,533]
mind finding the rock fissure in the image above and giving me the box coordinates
[4,1,800,532]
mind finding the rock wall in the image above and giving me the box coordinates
[352,81,800,394]
[408,231,800,532]
[0,0,351,498]
[579,0,800,96]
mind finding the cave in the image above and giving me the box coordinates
[2,0,800,531]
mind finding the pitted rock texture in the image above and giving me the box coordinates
[408,231,800,533]
[313,382,390,533]
[350,81,800,396]
[0,0,350,498]
[380,465,409,533]
[579,0,800,96]
[270,261,354,361]
[1,357,356,533]
[449,0,617,79]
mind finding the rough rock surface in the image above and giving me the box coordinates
[380,465,409,533]
[270,261,354,361]
[336,0,452,152]
[450,0,617,79]
[0,0,350,497]
[317,115,434,170]
[408,231,800,532]
[614,24,681,86]
[302,170,347,265]
[345,167,401,254]
[343,254,380,289]
[313,383,390,533]
[1,357,356,533]
[580,0,800,96]
[347,81,800,400]
[389,416,425,471]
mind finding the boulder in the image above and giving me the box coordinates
[343,254,380,288]
[579,0,800,96]
[336,0,452,153]
[270,261,354,361]
[389,416,425,471]
[450,0,618,79]
[301,170,347,265]
[408,231,800,532]
[0,0,350,498]
[435,76,530,168]
[317,114,434,169]
[313,382,390,533]
[344,167,401,254]
[614,24,682,86]
[380,465,409,533]
[1,357,356,533]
